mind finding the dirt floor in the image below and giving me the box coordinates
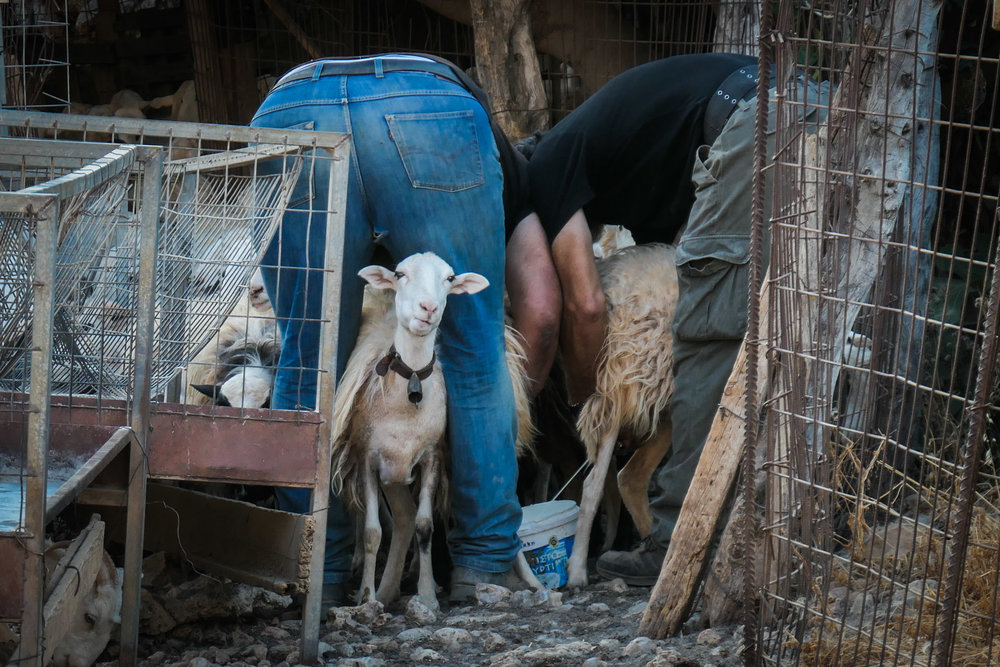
[111,558,744,667]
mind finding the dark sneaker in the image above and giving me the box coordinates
[595,537,667,586]
[449,565,527,602]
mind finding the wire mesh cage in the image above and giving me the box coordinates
[0,1,72,111]
[0,141,159,641]
[751,0,1000,664]
[0,143,143,398]
[0,135,302,403]
[0,111,349,662]
[0,113,349,411]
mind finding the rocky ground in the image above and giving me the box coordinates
[103,556,744,667]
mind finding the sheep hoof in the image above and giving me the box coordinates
[417,594,440,612]
[376,587,400,606]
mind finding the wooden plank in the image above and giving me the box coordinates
[75,487,128,507]
[10,516,107,665]
[41,518,107,665]
[46,427,131,522]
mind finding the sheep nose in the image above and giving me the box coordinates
[419,300,438,316]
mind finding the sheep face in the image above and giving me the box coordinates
[45,547,122,667]
[217,366,274,408]
[189,339,278,408]
[358,252,489,337]
[247,268,271,312]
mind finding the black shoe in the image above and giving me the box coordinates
[449,566,526,602]
[595,537,667,586]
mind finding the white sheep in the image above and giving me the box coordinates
[331,252,541,610]
[186,268,280,408]
[565,242,679,588]
[189,340,279,408]
[44,542,122,667]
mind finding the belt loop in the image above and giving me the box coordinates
[375,57,385,78]
[311,62,322,82]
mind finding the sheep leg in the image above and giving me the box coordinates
[514,550,545,591]
[618,420,673,539]
[567,427,619,588]
[359,464,381,605]
[413,450,441,611]
[600,468,622,553]
[378,483,415,606]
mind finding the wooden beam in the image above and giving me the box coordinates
[261,0,322,60]
[45,427,131,522]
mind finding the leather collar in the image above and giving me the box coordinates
[375,345,435,406]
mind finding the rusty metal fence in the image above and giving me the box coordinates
[748,0,1000,664]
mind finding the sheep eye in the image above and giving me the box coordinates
[84,612,96,627]
[446,275,455,283]
[394,271,404,279]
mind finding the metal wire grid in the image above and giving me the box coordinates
[0,1,72,111]
[754,0,1000,664]
[0,141,144,533]
[0,143,139,398]
[153,152,301,400]
[0,127,301,404]
[0,110,351,420]
[175,0,758,129]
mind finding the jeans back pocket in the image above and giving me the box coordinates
[386,110,485,192]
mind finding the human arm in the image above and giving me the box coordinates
[550,208,606,404]
[505,212,561,397]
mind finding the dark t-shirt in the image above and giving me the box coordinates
[527,53,757,245]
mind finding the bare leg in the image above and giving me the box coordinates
[566,427,618,587]
[359,464,381,605]
[618,420,673,538]
[378,484,416,606]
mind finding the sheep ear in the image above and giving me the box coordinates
[358,265,396,290]
[450,272,489,295]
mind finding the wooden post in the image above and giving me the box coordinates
[185,0,228,124]
[468,0,549,139]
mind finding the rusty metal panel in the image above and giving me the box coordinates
[147,404,321,486]
[0,538,26,621]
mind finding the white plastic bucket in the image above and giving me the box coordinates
[518,500,579,589]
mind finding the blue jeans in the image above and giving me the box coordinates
[250,57,522,582]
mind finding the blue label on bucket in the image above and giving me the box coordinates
[524,536,575,589]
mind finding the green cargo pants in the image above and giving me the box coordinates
[648,74,831,549]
